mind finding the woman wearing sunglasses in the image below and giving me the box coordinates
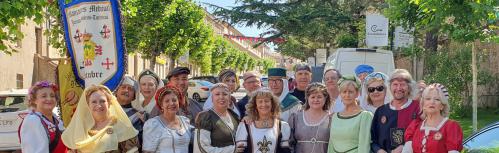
[360,72,392,114]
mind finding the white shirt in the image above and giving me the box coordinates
[235,121,291,153]
[20,112,64,153]
[142,116,192,153]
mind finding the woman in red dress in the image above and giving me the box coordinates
[402,83,463,153]
[19,81,67,153]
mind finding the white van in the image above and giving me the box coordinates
[324,48,395,77]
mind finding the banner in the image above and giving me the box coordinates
[223,34,286,43]
[57,60,84,126]
[394,26,414,48]
[366,14,389,47]
[59,0,126,91]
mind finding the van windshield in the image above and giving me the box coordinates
[0,96,27,112]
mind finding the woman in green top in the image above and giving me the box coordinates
[328,77,373,153]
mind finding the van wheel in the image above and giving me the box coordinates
[193,93,201,102]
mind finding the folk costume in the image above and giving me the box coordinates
[62,86,139,153]
[371,99,420,153]
[203,69,243,118]
[403,118,463,153]
[268,68,302,121]
[142,116,192,153]
[166,67,204,125]
[288,111,331,153]
[327,111,373,153]
[132,69,164,118]
[19,111,68,153]
[235,119,291,153]
[194,109,240,153]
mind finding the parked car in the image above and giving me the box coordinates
[261,76,268,87]
[463,121,499,152]
[0,89,29,151]
[190,76,218,84]
[187,80,213,102]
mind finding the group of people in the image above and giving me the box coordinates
[19,64,464,153]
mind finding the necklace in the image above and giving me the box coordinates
[262,120,270,127]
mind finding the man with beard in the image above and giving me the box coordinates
[114,75,144,150]
[236,71,262,117]
[371,69,421,153]
[166,67,203,125]
[290,63,312,104]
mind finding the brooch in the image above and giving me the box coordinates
[106,128,114,134]
[381,116,387,124]
[433,132,442,141]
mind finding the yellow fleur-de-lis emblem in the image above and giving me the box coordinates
[257,136,272,153]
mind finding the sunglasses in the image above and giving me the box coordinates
[368,86,385,93]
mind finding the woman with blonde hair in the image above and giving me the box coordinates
[235,89,291,153]
[360,72,392,113]
[62,85,139,152]
[402,83,463,153]
[327,76,373,153]
[194,83,240,153]
[288,83,331,153]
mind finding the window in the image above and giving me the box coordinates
[35,27,42,54]
[464,125,499,151]
[16,74,23,89]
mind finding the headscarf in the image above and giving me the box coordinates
[154,84,185,111]
[114,75,138,100]
[203,69,239,110]
[132,69,164,113]
[62,85,138,153]
[278,78,290,102]
[354,64,374,77]
[360,72,392,112]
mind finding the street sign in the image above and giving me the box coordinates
[366,14,389,47]
[59,0,126,91]
[316,49,327,64]
[394,26,414,48]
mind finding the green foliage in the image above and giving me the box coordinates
[336,33,358,48]
[46,1,67,55]
[0,0,48,54]
[211,1,355,60]
[258,58,275,74]
[385,0,498,43]
[123,0,214,70]
[211,36,229,74]
[422,45,498,117]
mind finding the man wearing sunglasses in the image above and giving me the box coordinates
[370,69,421,153]
[267,68,302,121]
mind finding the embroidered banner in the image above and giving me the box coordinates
[59,0,126,91]
[57,59,84,126]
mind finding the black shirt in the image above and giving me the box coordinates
[290,89,305,104]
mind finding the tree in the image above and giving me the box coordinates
[210,0,351,60]
[385,0,498,131]
[0,0,48,54]
[123,0,214,70]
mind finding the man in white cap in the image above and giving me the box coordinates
[115,75,144,150]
